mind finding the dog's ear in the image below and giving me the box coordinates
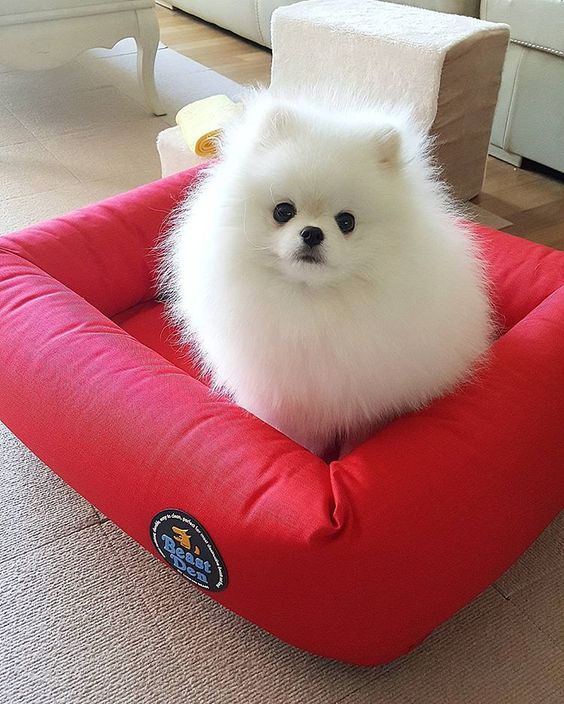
[374,125,402,166]
[257,104,296,149]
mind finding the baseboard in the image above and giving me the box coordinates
[489,144,523,168]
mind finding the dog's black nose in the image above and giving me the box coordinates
[300,226,324,248]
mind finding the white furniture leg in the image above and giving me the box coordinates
[135,8,166,116]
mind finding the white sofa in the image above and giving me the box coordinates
[481,0,564,171]
[165,1,480,47]
[0,0,164,115]
[165,0,564,173]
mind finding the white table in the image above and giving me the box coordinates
[0,0,165,115]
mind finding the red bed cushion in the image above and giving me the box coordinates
[0,166,562,666]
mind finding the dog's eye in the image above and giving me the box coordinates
[273,202,296,224]
[335,212,355,234]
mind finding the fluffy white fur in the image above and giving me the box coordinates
[161,91,493,457]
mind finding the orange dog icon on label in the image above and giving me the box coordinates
[172,526,201,555]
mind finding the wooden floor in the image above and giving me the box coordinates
[157,5,564,250]
[156,5,272,85]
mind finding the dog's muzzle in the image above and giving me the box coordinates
[294,245,325,265]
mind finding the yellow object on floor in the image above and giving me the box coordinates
[176,95,242,157]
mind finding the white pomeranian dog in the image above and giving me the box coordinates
[161,91,493,458]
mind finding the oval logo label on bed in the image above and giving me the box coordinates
[150,510,228,592]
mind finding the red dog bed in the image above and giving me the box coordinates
[0,167,562,666]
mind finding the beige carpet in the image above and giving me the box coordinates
[1,39,561,704]
[0,39,241,234]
